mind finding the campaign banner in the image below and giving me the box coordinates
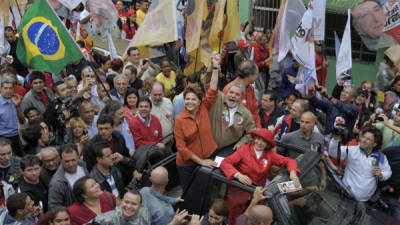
[313,0,326,40]
[336,9,352,79]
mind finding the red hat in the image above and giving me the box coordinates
[127,9,136,16]
[250,128,276,148]
[237,40,249,48]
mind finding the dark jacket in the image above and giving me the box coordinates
[0,156,20,187]
[16,177,48,212]
[83,131,133,184]
[90,166,126,198]
[259,106,284,129]
[48,160,89,209]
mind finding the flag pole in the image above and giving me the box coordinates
[44,0,112,99]
[11,0,23,18]
[194,47,199,72]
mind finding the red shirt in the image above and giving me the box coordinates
[252,42,269,70]
[25,73,54,91]
[123,24,136,40]
[68,192,117,225]
[129,114,163,148]
[39,91,49,108]
[315,51,327,87]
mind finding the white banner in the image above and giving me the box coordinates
[107,32,118,60]
[313,0,326,40]
[0,16,10,55]
[278,0,306,62]
[336,9,352,79]
[58,0,84,10]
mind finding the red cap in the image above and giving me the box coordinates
[237,40,249,48]
[250,128,276,148]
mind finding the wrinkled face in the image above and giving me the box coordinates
[384,93,397,111]
[50,211,70,225]
[83,178,103,199]
[0,83,14,99]
[41,150,60,171]
[22,164,41,184]
[184,92,201,114]
[98,147,114,168]
[290,102,301,120]
[27,109,41,124]
[261,94,274,110]
[31,78,45,94]
[126,93,138,108]
[226,86,242,108]
[115,107,125,124]
[0,144,12,167]
[128,49,140,64]
[161,61,172,76]
[359,132,377,151]
[114,77,128,96]
[66,79,78,97]
[353,1,386,39]
[254,136,269,151]
[40,122,50,144]
[121,192,142,219]
[61,151,79,174]
[80,103,95,125]
[340,87,355,103]
[300,113,315,134]
[150,85,164,106]
[71,121,84,138]
[5,30,16,43]
[138,101,151,119]
[208,209,225,225]
[97,123,114,142]
[55,83,68,100]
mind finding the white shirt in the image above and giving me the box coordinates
[328,139,392,201]
[228,106,238,127]
[65,166,86,188]
[151,97,174,143]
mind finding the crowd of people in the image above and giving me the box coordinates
[0,0,400,224]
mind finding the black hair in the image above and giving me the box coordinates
[361,126,383,151]
[77,40,85,48]
[138,96,152,108]
[4,26,14,33]
[187,72,200,84]
[263,90,277,103]
[0,65,17,76]
[22,123,42,146]
[72,176,93,204]
[23,106,39,118]
[392,76,400,88]
[127,47,139,56]
[0,137,11,147]
[93,141,110,159]
[97,114,114,127]
[7,193,29,217]
[125,65,138,75]
[124,88,140,107]
[124,189,142,204]
[20,155,41,171]
[29,71,46,84]
[53,81,65,94]
[60,143,79,158]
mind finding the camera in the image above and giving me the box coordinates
[332,125,349,144]
[55,97,79,121]
[142,59,148,65]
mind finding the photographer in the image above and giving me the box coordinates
[44,81,74,145]
[364,109,400,149]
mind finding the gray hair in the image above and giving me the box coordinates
[38,147,59,160]
[293,99,309,114]
[64,75,77,83]
[227,81,245,98]
[237,60,258,79]
[385,91,399,102]
[0,76,15,88]
[113,74,128,84]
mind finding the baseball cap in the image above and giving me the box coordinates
[237,40,249,48]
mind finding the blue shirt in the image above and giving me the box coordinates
[0,95,19,137]
[115,119,135,150]
[0,208,35,225]
[140,187,176,225]
[173,92,185,119]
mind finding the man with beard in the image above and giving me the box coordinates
[210,82,256,151]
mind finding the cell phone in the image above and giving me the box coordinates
[184,214,192,220]
[142,59,148,65]
[83,129,88,135]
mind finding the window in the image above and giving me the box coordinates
[252,0,281,31]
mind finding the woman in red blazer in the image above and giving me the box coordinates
[220,128,301,225]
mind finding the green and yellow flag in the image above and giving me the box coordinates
[16,0,82,74]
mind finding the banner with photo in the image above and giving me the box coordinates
[352,0,400,51]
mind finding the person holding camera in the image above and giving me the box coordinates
[328,126,392,202]
[364,109,400,149]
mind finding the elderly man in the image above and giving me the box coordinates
[278,112,324,158]
[111,75,129,103]
[223,61,261,128]
[39,147,60,187]
[0,137,20,186]
[150,82,174,145]
[0,76,25,156]
[210,82,256,151]
[140,166,183,225]
[274,99,309,141]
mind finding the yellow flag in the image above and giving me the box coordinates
[184,49,204,76]
[0,0,10,26]
[209,0,226,51]
[222,0,241,43]
[199,1,213,68]
[186,0,205,52]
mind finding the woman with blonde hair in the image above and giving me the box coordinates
[67,117,90,157]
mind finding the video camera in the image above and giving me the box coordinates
[333,124,350,144]
[55,97,79,121]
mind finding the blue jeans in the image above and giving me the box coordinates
[381,193,400,220]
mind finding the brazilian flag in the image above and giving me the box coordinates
[16,0,83,74]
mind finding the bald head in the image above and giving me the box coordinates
[150,166,169,187]
[248,205,273,225]
[300,111,316,134]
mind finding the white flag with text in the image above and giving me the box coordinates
[336,9,352,79]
